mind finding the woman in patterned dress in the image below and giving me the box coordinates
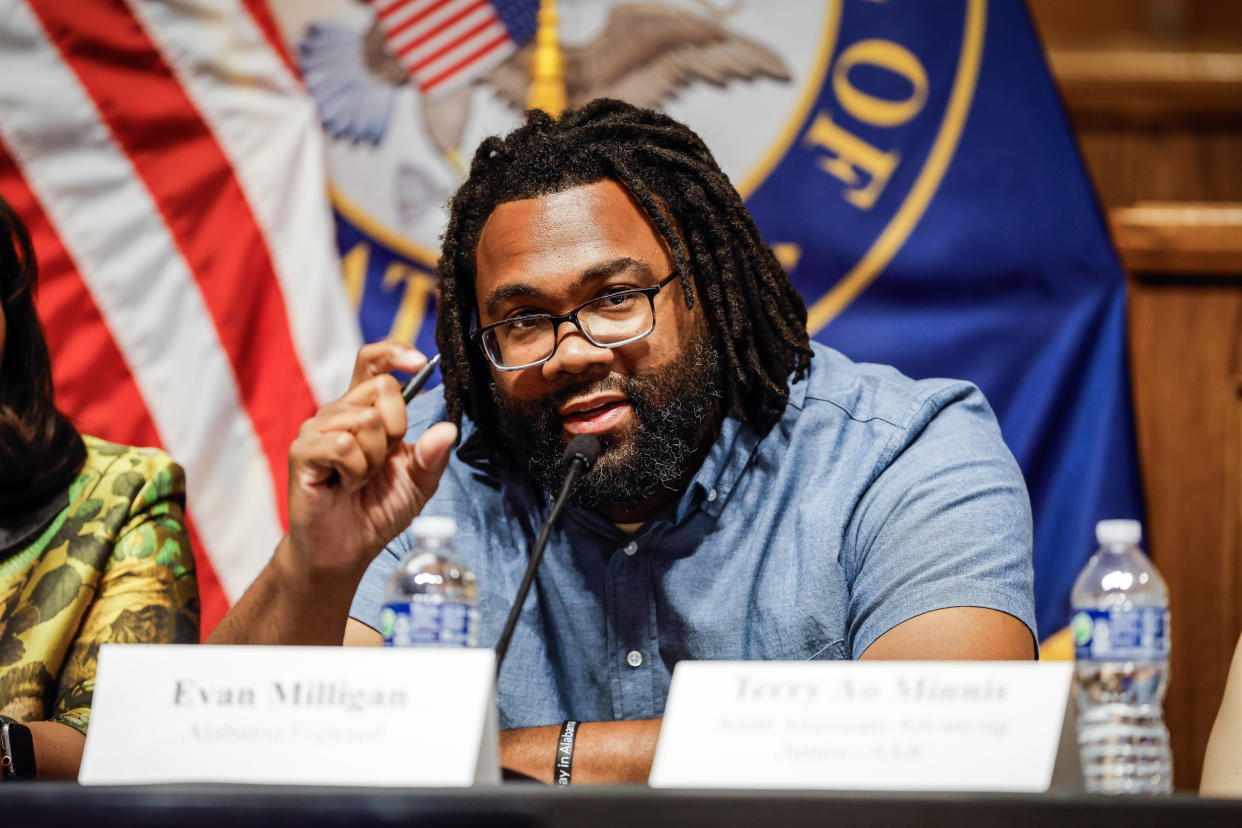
[0,197,199,780]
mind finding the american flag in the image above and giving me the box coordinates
[370,0,533,96]
[0,0,361,633]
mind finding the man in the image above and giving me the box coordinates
[211,100,1036,783]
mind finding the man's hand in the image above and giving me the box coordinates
[283,342,456,578]
[209,343,455,645]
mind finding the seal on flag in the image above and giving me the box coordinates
[299,1,790,164]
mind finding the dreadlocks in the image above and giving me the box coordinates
[436,98,813,451]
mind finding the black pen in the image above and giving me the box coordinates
[401,353,441,403]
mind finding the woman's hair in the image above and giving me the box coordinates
[0,197,85,518]
[436,99,813,449]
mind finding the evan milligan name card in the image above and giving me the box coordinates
[650,660,1075,792]
[78,644,500,787]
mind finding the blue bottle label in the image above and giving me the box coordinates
[381,601,479,647]
[1071,606,1169,661]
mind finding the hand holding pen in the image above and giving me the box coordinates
[283,343,458,575]
[324,352,441,489]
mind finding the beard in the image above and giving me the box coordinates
[491,330,723,510]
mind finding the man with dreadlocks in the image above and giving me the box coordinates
[213,100,1036,783]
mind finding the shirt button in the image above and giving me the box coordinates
[623,541,638,556]
[706,488,718,502]
[626,650,643,668]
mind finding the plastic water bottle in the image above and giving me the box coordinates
[380,516,479,647]
[1070,519,1172,794]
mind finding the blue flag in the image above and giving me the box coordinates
[745,0,1143,637]
[284,0,1143,639]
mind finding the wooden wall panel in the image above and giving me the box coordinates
[1127,271,1242,788]
[1077,130,1242,207]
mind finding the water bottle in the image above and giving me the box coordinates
[1070,519,1172,794]
[380,516,479,647]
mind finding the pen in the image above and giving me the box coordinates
[401,353,441,404]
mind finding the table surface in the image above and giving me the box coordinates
[7,784,1242,828]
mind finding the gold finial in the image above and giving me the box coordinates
[527,0,566,117]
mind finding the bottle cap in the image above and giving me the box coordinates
[411,515,456,539]
[1095,519,1141,546]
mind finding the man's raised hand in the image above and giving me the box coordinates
[285,343,457,577]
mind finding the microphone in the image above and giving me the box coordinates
[494,435,601,676]
[562,434,603,470]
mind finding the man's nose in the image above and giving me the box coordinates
[541,322,613,380]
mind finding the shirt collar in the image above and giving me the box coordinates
[674,413,758,523]
[676,365,809,522]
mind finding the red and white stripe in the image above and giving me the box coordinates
[371,0,517,96]
[0,0,361,633]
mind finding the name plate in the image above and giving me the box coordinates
[650,661,1074,792]
[78,644,499,787]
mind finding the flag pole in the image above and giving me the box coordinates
[527,0,566,117]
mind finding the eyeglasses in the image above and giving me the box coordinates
[471,272,680,371]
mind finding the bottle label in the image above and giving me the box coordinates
[1071,606,1169,661]
[381,601,479,647]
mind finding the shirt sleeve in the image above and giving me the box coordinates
[50,457,200,734]
[843,381,1037,658]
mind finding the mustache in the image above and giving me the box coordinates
[540,374,642,415]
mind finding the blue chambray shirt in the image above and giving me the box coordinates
[351,342,1036,729]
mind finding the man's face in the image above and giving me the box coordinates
[473,180,722,516]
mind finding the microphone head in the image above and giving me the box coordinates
[563,434,602,471]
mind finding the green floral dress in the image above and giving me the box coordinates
[0,436,200,734]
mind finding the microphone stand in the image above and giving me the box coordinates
[493,435,600,677]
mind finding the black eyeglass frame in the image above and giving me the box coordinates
[470,271,681,371]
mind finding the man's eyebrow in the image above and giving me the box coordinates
[574,257,654,288]
[481,258,655,317]
[483,282,540,317]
